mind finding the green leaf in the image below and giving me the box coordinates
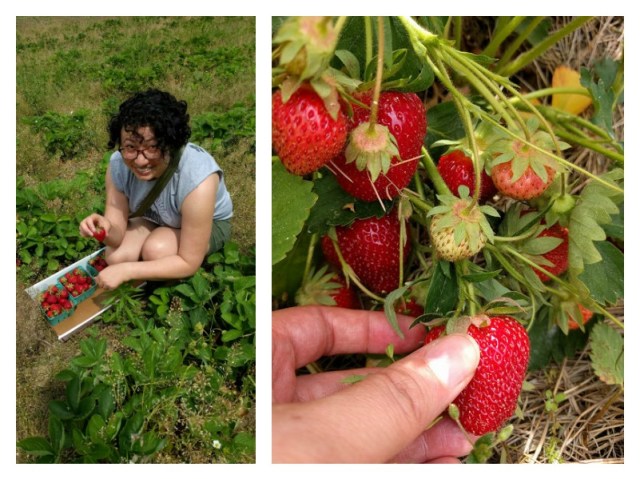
[272,160,318,265]
[425,101,465,159]
[589,322,623,386]
[306,173,390,235]
[578,241,623,305]
[568,169,623,277]
[49,400,76,420]
[48,415,65,456]
[424,261,458,316]
[580,58,620,138]
[17,437,54,457]
[527,309,590,371]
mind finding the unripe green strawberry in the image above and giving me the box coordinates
[424,315,530,436]
[427,187,498,262]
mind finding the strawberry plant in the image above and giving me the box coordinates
[272,16,623,463]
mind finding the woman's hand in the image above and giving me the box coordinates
[79,214,112,240]
[95,263,131,290]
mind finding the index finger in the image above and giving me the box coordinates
[272,305,426,370]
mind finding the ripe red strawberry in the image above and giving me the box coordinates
[296,266,360,309]
[437,150,496,203]
[424,315,530,436]
[533,223,569,282]
[320,211,411,295]
[272,85,348,176]
[93,226,106,242]
[330,91,426,202]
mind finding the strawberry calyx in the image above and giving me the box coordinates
[344,122,399,182]
[295,265,359,309]
[273,16,340,85]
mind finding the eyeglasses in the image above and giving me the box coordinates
[119,145,163,160]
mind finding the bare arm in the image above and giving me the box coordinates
[78,164,129,247]
[123,173,218,281]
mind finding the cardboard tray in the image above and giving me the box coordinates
[25,248,144,341]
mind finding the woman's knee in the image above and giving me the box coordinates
[105,246,139,265]
[141,230,178,261]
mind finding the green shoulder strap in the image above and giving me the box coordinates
[129,145,185,219]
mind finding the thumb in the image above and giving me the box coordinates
[273,334,479,463]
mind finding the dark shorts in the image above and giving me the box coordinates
[209,218,232,254]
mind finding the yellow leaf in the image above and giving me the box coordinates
[551,65,592,115]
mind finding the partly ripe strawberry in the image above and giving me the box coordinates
[532,222,569,282]
[488,118,568,201]
[568,304,594,330]
[272,85,348,176]
[491,162,556,201]
[295,266,360,309]
[428,187,499,262]
[424,315,530,436]
[321,211,411,295]
[437,150,496,203]
[330,90,426,202]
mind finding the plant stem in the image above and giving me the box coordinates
[421,146,449,196]
[427,51,483,203]
[554,128,625,165]
[495,17,546,71]
[516,86,591,102]
[499,17,595,77]
[368,16,385,132]
[364,16,373,70]
[302,232,318,282]
[482,16,526,59]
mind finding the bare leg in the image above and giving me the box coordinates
[141,226,181,261]
[105,218,156,265]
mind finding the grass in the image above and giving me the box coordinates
[16,16,255,464]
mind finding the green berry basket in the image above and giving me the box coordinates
[59,266,97,306]
[37,281,76,326]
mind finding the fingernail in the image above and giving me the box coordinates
[424,334,480,389]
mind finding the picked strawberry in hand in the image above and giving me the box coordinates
[93,226,106,243]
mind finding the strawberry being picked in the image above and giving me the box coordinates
[424,315,530,436]
[93,226,106,243]
[330,90,427,202]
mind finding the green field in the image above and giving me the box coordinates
[16,16,256,463]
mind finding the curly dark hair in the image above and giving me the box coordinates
[107,89,191,151]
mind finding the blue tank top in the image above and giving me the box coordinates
[109,143,233,228]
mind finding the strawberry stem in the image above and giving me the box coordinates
[368,16,385,133]
[420,146,450,197]
[328,235,385,302]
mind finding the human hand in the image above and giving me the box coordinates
[79,214,111,240]
[272,306,480,464]
[95,263,131,290]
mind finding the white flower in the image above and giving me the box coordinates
[213,440,222,449]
